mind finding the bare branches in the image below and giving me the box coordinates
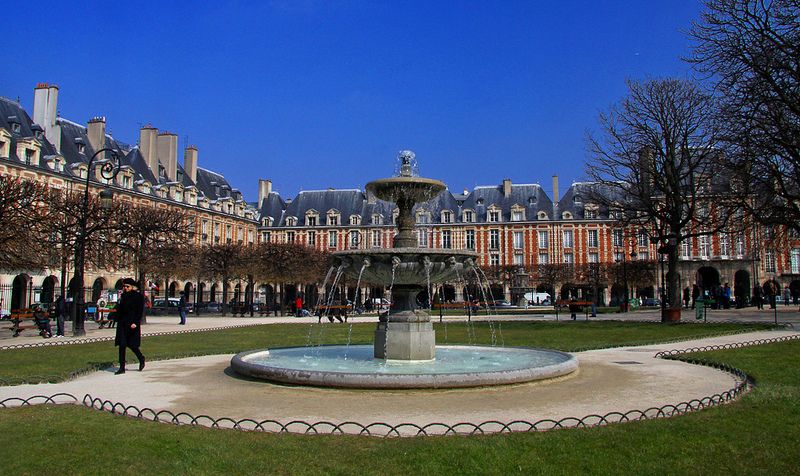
[689,0,800,230]
[0,175,50,270]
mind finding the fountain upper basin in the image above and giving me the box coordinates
[231,344,579,389]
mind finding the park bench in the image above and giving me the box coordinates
[6,308,51,337]
[316,305,350,323]
[95,308,116,329]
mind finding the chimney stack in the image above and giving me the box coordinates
[32,83,61,151]
[157,131,178,181]
[87,116,106,154]
[502,178,512,198]
[258,179,273,207]
[552,175,559,202]
[139,125,158,178]
[183,145,198,183]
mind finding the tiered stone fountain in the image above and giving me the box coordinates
[231,151,577,388]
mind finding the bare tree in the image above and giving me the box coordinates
[0,176,51,271]
[586,78,741,320]
[533,263,572,301]
[198,242,247,316]
[113,202,193,291]
[689,0,800,230]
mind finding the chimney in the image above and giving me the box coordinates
[157,131,178,181]
[139,124,158,178]
[552,175,559,202]
[258,179,272,207]
[32,83,61,151]
[183,145,198,183]
[366,188,376,204]
[502,178,512,198]
[87,116,106,154]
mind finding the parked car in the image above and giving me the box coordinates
[149,298,193,316]
[489,300,517,309]
[199,301,222,313]
[642,298,661,307]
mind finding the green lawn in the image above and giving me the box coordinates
[0,322,797,475]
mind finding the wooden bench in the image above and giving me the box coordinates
[316,305,350,322]
[6,308,45,337]
[95,308,116,329]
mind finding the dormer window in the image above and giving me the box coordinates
[573,194,582,204]
[74,138,86,154]
[528,196,537,205]
[0,129,10,158]
[327,210,340,226]
[8,116,20,134]
[416,211,430,224]
[487,207,501,223]
[441,210,452,223]
[286,217,297,227]
[476,198,485,205]
[562,211,573,220]
[371,214,383,225]
[349,215,361,226]
[31,125,44,140]
[463,210,475,223]
[537,211,549,220]
[510,206,525,221]
[306,214,318,226]
[261,217,273,227]
[585,205,599,220]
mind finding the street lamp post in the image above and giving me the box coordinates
[616,251,629,312]
[71,148,120,336]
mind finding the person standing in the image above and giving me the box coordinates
[54,294,68,337]
[295,295,303,317]
[683,287,691,309]
[114,278,146,375]
[178,291,187,325]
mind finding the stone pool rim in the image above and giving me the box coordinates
[230,344,579,389]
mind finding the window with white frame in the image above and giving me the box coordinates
[371,229,381,248]
[416,211,429,224]
[327,213,339,226]
[463,210,474,223]
[465,229,475,250]
[261,231,270,242]
[286,231,295,243]
[490,254,500,266]
[564,253,574,265]
[538,253,549,264]
[681,239,692,257]
[513,231,524,250]
[237,226,243,243]
[585,208,597,219]
[511,209,524,221]
[736,233,745,256]
[226,225,232,243]
[349,230,360,248]
[513,253,524,265]
[308,231,316,246]
[792,249,800,274]
[612,229,623,247]
[638,251,649,261]
[588,229,599,248]
[201,219,209,240]
[441,210,452,223]
[349,215,360,226]
[488,209,501,222]
[371,214,383,225]
[441,230,452,249]
[614,251,624,262]
[489,230,500,250]
[328,230,338,248]
[538,230,549,249]
[563,230,574,248]
[248,230,254,244]
[699,234,710,258]
[765,249,776,272]
[286,217,297,226]
[307,215,317,226]
[637,230,648,247]
[588,252,599,263]
[214,223,220,243]
[719,233,730,257]
[418,229,428,248]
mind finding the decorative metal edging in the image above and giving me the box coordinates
[653,334,800,358]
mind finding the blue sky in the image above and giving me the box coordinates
[4,1,703,201]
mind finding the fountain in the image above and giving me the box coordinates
[231,151,578,388]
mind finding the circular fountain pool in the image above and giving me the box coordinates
[231,345,578,389]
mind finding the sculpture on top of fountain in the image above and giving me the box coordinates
[395,150,419,178]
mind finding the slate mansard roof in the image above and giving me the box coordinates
[0,95,242,210]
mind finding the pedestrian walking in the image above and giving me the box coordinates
[683,287,690,309]
[54,294,67,337]
[114,278,146,375]
[178,291,187,325]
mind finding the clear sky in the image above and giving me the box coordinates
[4,1,703,202]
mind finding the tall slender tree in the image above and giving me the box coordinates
[586,78,742,320]
[0,175,51,271]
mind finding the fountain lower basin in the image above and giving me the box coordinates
[231,345,578,389]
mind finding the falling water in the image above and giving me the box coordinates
[307,265,336,347]
[343,323,354,360]
[454,266,475,345]
[472,267,497,346]
[352,259,369,314]
[315,266,345,354]
[381,257,401,362]
[423,256,433,311]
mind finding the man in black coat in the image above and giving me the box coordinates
[114,278,146,375]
